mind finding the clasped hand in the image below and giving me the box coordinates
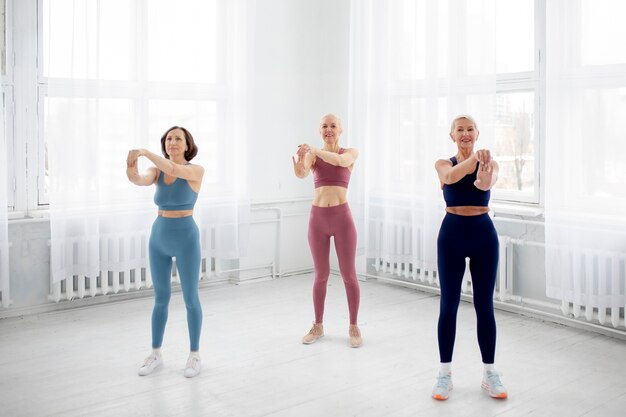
[297,144,313,156]
[126,149,144,168]
[292,144,313,164]
[474,149,494,190]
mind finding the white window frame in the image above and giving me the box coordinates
[1,0,15,211]
[9,0,40,214]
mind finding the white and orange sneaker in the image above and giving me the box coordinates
[482,370,508,399]
[432,371,453,400]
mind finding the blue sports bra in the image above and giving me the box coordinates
[442,157,490,207]
[153,171,198,211]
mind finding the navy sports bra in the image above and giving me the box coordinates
[153,171,198,211]
[442,157,490,207]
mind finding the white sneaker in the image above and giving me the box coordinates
[432,371,453,400]
[184,354,202,378]
[138,353,163,376]
[482,370,508,399]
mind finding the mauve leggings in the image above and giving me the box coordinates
[308,203,360,325]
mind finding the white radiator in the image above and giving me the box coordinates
[49,226,216,302]
[370,219,512,302]
[548,245,625,329]
[371,220,625,330]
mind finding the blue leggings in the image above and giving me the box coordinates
[149,216,202,351]
[436,213,499,364]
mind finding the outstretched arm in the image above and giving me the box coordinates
[301,145,358,168]
[127,149,204,182]
[435,154,480,185]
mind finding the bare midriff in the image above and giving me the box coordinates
[158,209,194,218]
[312,186,348,207]
[445,206,490,216]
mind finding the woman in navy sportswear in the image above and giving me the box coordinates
[431,115,508,400]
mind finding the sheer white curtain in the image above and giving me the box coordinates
[349,0,496,279]
[45,0,249,283]
[545,0,626,313]
[0,100,9,307]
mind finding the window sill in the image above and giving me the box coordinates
[491,201,544,219]
[8,209,50,223]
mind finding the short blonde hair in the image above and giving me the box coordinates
[450,114,478,133]
[320,113,342,127]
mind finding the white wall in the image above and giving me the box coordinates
[238,0,351,278]
[248,0,351,202]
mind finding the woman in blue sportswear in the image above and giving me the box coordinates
[126,126,204,378]
[431,115,508,400]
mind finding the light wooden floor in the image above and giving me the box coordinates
[1,273,625,417]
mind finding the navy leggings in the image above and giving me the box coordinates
[149,216,202,351]
[436,212,499,364]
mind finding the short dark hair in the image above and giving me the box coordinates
[160,126,198,161]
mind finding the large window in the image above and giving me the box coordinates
[8,0,244,213]
[547,0,626,208]
[38,0,226,207]
[387,0,542,205]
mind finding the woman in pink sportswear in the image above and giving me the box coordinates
[292,114,362,348]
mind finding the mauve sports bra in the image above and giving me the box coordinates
[312,148,351,188]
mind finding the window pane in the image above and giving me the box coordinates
[496,0,534,73]
[581,0,626,66]
[465,0,496,76]
[43,0,134,80]
[148,0,218,83]
[387,98,424,193]
[581,88,626,199]
[384,97,449,195]
[391,0,427,80]
[393,1,518,79]
[98,0,134,80]
[493,91,535,194]
[97,99,138,204]
[148,100,217,185]
[44,97,141,205]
